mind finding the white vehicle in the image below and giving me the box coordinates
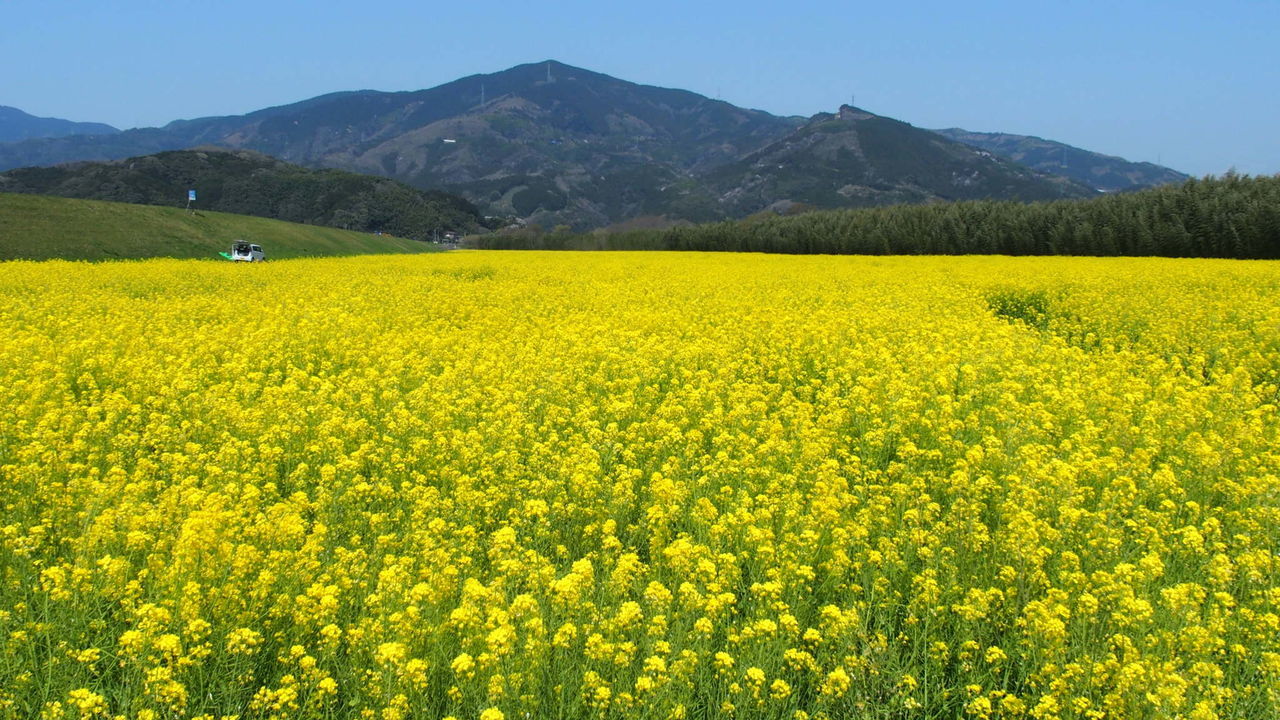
[229,241,265,262]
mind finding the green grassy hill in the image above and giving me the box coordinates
[0,193,440,261]
[0,148,482,241]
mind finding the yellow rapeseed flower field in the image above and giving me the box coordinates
[1,252,1278,720]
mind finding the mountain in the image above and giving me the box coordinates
[931,128,1190,192]
[0,62,805,229]
[0,106,119,143]
[0,148,481,241]
[706,107,1095,215]
[0,62,1106,228]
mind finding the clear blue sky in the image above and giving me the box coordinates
[2,0,1276,177]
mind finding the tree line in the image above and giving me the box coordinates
[471,175,1280,258]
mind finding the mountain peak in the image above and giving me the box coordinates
[836,104,877,121]
[484,59,598,83]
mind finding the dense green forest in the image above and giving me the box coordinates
[0,149,482,242]
[473,175,1280,258]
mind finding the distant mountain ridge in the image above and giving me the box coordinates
[931,128,1189,192]
[706,106,1092,215]
[0,62,1160,228]
[0,106,119,143]
[0,148,481,241]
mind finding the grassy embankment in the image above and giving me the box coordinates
[0,193,438,261]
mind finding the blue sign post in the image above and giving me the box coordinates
[186,189,195,213]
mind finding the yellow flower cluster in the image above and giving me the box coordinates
[0,252,1278,719]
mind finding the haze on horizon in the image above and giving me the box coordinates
[2,0,1276,178]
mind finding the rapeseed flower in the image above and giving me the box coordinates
[1,253,1277,719]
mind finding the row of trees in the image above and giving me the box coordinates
[472,175,1280,258]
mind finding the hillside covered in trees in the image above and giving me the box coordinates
[932,128,1190,192]
[474,175,1280,258]
[0,148,482,241]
